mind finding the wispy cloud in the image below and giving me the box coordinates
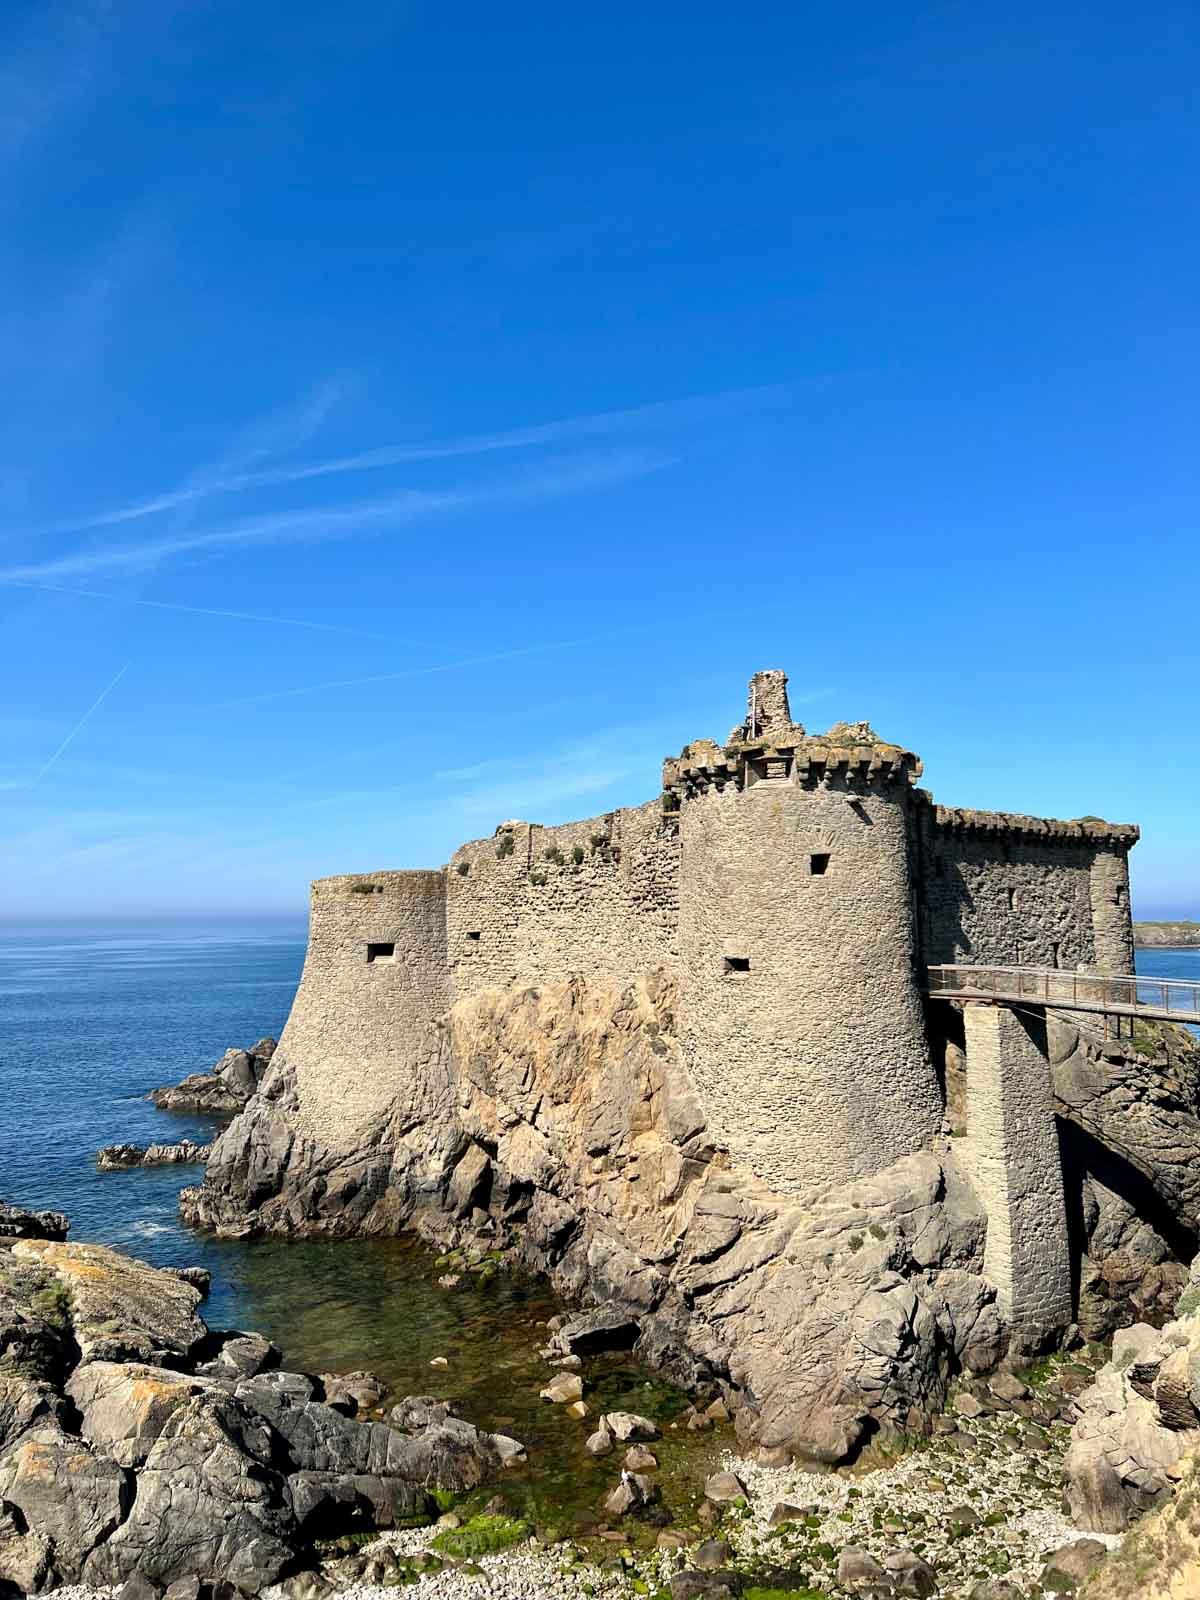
[0,2,115,167]
[0,449,672,585]
[21,382,787,543]
[1,579,398,641]
[30,661,131,787]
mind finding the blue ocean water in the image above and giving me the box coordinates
[1135,946,1200,1036]
[0,918,306,1324]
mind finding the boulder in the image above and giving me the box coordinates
[1066,1314,1200,1531]
[836,1546,889,1591]
[692,1539,732,1571]
[195,1331,282,1380]
[166,1267,211,1297]
[81,1392,291,1594]
[604,1410,660,1442]
[604,1470,656,1516]
[11,1239,206,1366]
[97,1143,211,1171]
[319,1371,387,1416]
[1042,1537,1108,1590]
[0,1203,68,1243]
[549,1307,640,1357]
[585,1426,614,1457]
[66,1361,220,1466]
[540,1372,583,1404]
[390,1395,455,1430]
[0,1424,130,1580]
[0,1376,66,1455]
[883,1549,937,1597]
[703,1470,747,1505]
[0,1500,56,1595]
[670,1571,742,1600]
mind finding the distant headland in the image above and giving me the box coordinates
[1135,920,1200,948]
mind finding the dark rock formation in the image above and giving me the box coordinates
[0,1232,520,1595]
[98,1142,212,1171]
[150,1039,277,1117]
[0,1203,68,1243]
[1052,1016,1200,1338]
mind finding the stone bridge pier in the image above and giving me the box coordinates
[960,1002,1073,1356]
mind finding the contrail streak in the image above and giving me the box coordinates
[210,638,601,709]
[3,580,396,640]
[16,382,792,543]
[32,662,131,786]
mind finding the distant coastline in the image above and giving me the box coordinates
[1135,920,1200,949]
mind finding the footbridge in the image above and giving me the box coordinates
[920,962,1198,1357]
[925,962,1200,1026]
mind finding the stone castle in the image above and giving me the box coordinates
[279,668,1137,1205]
[189,668,1168,1456]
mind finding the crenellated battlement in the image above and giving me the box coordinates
[926,801,1139,847]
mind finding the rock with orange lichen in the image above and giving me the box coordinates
[11,1238,206,1365]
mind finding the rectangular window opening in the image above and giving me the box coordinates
[810,853,831,876]
[366,942,395,963]
[723,955,750,974]
[466,931,481,942]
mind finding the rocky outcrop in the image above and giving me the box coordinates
[1066,1257,1200,1533]
[0,1203,67,1244]
[1083,1443,1200,1598]
[0,1234,519,1594]
[97,1141,212,1171]
[1047,1016,1200,1339]
[1052,1018,1200,1235]
[186,972,1004,1464]
[150,1038,277,1117]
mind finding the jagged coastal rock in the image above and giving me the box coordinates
[0,1205,68,1244]
[97,1142,212,1171]
[0,1231,521,1595]
[1066,1256,1200,1532]
[150,1039,278,1116]
[179,671,1200,1471]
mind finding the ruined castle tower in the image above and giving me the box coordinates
[666,671,944,1192]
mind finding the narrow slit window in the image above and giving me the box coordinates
[466,931,481,942]
[366,942,395,963]
[810,853,831,876]
[723,955,750,974]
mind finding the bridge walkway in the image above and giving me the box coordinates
[925,963,1200,1027]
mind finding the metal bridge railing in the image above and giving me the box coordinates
[925,963,1200,1024]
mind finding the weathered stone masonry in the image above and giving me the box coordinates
[279,670,1138,1212]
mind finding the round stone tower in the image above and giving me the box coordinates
[276,869,448,1151]
[665,671,944,1195]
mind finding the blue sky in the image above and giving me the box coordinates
[1,1,1196,919]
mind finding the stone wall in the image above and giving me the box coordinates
[676,768,943,1193]
[918,805,1137,973]
[279,871,448,1149]
[445,800,680,999]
